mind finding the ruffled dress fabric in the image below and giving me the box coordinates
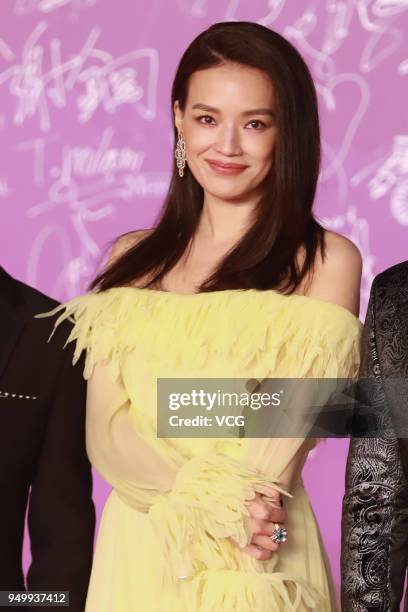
[42,287,362,612]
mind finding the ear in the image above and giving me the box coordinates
[173,100,184,133]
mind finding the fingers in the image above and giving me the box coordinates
[238,543,275,561]
[251,534,280,552]
[267,506,285,524]
[255,485,283,506]
[247,517,285,555]
[228,491,287,561]
[249,517,281,538]
[228,515,286,560]
[245,492,285,524]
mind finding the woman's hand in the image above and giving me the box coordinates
[229,487,286,560]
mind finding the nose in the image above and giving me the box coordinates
[214,124,243,157]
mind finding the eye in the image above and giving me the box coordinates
[247,120,267,130]
[195,115,267,130]
[196,115,215,125]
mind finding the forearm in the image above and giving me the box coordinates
[26,340,95,611]
[341,280,408,611]
[341,435,403,611]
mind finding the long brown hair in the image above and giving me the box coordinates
[91,21,325,294]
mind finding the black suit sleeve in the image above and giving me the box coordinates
[341,279,407,611]
[26,325,95,612]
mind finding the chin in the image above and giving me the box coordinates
[207,189,252,201]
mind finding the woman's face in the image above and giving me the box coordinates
[174,63,277,202]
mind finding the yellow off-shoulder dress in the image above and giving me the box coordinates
[46,287,362,612]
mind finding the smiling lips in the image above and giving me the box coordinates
[206,159,249,174]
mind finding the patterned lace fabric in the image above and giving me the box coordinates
[341,262,408,612]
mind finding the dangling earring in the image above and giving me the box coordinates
[175,131,186,177]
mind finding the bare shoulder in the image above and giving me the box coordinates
[303,230,362,316]
[320,230,362,272]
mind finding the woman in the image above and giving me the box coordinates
[45,21,362,611]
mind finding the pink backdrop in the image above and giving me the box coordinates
[1,0,407,598]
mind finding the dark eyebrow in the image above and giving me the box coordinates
[191,103,275,118]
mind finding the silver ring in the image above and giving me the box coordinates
[270,523,288,544]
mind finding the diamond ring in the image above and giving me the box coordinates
[271,523,288,544]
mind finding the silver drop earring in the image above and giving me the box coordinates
[175,131,186,177]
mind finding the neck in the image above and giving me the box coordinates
[197,192,257,245]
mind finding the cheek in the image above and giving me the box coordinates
[248,136,276,163]
[183,126,212,153]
